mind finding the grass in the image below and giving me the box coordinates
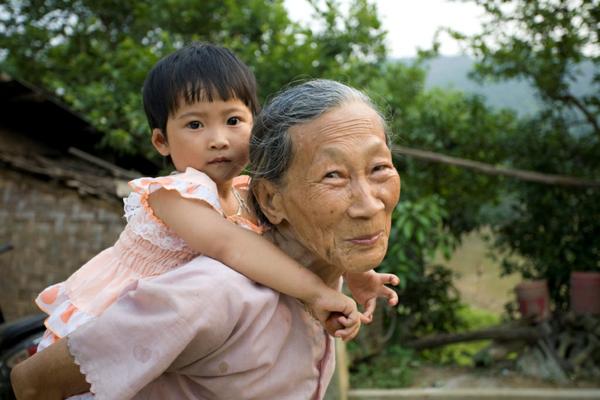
[420,305,502,366]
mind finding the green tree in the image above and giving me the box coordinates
[446,0,600,308]
[367,60,519,237]
[451,0,599,138]
[0,0,386,163]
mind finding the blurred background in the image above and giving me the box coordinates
[0,0,599,397]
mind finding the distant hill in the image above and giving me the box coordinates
[398,55,596,116]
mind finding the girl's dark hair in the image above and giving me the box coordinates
[142,42,260,136]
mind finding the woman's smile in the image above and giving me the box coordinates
[347,231,383,246]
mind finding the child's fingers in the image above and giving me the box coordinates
[335,322,360,341]
[344,321,361,341]
[324,312,345,336]
[341,299,359,317]
[359,312,372,324]
[336,312,359,327]
[381,273,400,286]
[382,286,399,306]
[361,298,376,322]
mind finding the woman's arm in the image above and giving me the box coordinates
[11,338,89,400]
[149,189,360,338]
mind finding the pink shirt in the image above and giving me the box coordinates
[68,256,335,399]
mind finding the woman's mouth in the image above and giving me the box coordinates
[348,231,383,245]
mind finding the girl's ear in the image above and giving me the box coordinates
[151,129,170,156]
[253,180,286,225]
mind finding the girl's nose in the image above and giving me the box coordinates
[209,128,229,150]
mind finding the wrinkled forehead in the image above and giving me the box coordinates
[289,101,387,154]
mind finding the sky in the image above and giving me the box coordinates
[283,0,484,58]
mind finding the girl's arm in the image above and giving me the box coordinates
[149,188,360,339]
[11,338,89,400]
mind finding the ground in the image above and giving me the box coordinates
[410,364,599,389]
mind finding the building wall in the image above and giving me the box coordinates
[0,169,125,321]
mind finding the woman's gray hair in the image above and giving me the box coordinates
[249,79,390,226]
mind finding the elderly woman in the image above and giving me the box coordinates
[11,79,401,399]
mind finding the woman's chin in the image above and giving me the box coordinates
[340,252,387,274]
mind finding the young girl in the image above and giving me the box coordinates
[35,43,399,359]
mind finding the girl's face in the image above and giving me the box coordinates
[152,98,253,184]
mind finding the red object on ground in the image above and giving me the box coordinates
[570,271,600,315]
[515,279,551,321]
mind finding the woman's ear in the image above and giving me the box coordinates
[253,180,286,225]
[151,129,170,156]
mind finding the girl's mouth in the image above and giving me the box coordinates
[208,157,231,164]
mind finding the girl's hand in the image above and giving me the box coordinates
[306,289,362,341]
[344,270,399,323]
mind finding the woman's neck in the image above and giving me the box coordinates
[263,228,344,288]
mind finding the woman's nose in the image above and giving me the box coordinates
[347,178,385,218]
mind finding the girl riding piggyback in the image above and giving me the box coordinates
[36,43,399,360]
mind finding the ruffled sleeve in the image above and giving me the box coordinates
[67,257,244,400]
[124,168,223,224]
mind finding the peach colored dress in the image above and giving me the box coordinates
[35,167,261,353]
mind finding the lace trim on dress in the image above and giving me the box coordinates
[122,172,227,252]
[132,212,188,252]
[123,194,188,252]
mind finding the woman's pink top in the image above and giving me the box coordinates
[35,168,262,350]
[68,256,336,399]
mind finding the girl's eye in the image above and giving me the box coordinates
[227,117,240,125]
[187,121,203,129]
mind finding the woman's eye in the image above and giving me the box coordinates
[373,164,390,173]
[323,171,341,179]
[187,121,202,129]
[227,117,240,125]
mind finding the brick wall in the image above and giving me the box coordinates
[0,169,125,321]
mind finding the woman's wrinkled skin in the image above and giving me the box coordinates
[256,101,401,287]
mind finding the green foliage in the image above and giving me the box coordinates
[421,305,500,366]
[448,0,600,310]
[494,117,600,308]
[367,60,520,237]
[0,0,386,163]
[349,345,416,389]
[380,195,462,338]
[450,0,599,137]
[349,306,500,387]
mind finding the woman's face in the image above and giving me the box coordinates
[276,101,401,273]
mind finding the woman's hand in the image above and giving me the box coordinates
[344,270,399,322]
